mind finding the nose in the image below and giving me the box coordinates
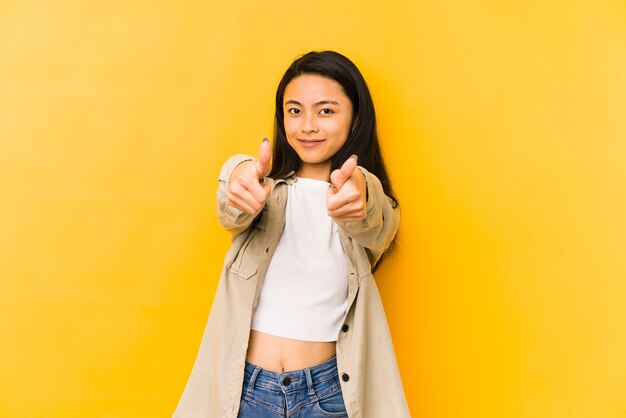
[301,114,319,133]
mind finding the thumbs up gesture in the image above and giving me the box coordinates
[227,137,272,214]
[326,155,367,222]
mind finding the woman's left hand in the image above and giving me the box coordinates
[326,155,367,222]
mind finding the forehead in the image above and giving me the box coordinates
[283,74,349,104]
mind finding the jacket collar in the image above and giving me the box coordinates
[273,170,297,185]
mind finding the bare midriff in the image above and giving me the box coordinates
[245,330,337,373]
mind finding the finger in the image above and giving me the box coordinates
[333,216,363,223]
[239,176,269,204]
[262,182,271,200]
[256,137,272,179]
[227,193,259,214]
[330,155,358,191]
[330,209,366,221]
[327,200,366,219]
[326,186,339,208]
[326,184,360,211]
[230,179,264,211]
[326,186,346,211]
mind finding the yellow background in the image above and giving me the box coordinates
[1,1,625,417]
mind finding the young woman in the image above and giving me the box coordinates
[174,51,410,418]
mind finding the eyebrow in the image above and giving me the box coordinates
[284,99,340,107]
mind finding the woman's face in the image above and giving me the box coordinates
[283,74,353,180]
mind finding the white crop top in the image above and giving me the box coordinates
[250,176,350,342]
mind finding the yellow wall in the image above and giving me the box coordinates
[1,1,625,417]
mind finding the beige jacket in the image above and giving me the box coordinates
[173,154,411,418]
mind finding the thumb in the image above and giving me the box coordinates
[256,137,272,179]
[330,155,358,191]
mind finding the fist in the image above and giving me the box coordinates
[227,138,272,214]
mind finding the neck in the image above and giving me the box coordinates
[297,161,331,181]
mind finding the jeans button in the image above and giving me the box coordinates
[282,377,291,386]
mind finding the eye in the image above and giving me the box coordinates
[319,108,334,115]
[287,108,301,115]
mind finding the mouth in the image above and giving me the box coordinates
[297,139,325,148]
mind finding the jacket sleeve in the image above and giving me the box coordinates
[216,154,262,240]
[335,165,401,268]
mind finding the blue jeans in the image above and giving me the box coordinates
[237,355,348,417]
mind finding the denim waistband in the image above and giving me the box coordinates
[243,355,338,394]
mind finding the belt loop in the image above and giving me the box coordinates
[247,366,262,393]
[304,368,316,397]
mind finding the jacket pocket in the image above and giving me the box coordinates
[228,227,260,280]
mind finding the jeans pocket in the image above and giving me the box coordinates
[313,387,348,417]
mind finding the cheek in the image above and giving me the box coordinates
[283,119,297,137]
[331,117,352,139]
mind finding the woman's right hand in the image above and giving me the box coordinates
[227,138,272,214]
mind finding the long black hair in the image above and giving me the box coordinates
[269,50,399,270]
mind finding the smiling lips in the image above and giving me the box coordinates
[298,139,325,148]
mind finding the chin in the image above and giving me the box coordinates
[299,157,327,165]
